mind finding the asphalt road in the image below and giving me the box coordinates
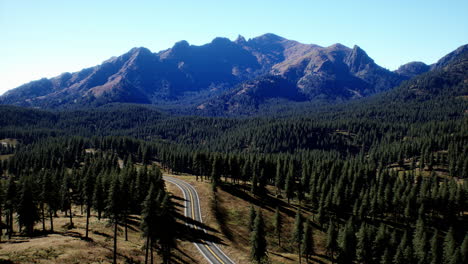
[164,176,236,264]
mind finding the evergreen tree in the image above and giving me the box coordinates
[274,159,284,194]
[337,219,356,264]
[430,230,441,264]
[460,235,468,264]
[251,173,258,195]
[158,193,175,264]
[120,172,132,241]
[211,155,222,184]
[380,249,392,264]
[93,174,106,220]
[449,248,461,264]
[372,224,387,262]
[83,172,95,239]
[17,179,39,235]
[326,220,338,263]
[250,208,267,263]
[5,177,17,239]
[273,207,282,246]
[443,228,456,263]
[301,218,314,263]
[249,205,256,232]
[412,217,427,264]
[141,184,160,264]
[41,171,59,232]
[106,176,122,264]
[293,209,304,263]
[60,174,74,227]
[356,223,372,264]
[285,167,295,204]
[394,231,410,264]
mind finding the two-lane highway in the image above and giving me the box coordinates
[164,176,236,264]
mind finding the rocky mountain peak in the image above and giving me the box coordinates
[345,45,375,73]
[234,35,247,45]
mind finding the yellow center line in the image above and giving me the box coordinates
[186,182,226,264]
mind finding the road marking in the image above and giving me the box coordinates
[165,176,233,264]
[164,177,214,264]
[186,181,226,264]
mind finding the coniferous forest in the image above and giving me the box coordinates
[0,42,467,264]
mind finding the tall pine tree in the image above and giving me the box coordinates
[250,208,267,263]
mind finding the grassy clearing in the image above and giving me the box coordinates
[0,207,150,264]
[0,139,18,147]
[0,180,208,264]
[0,154,13,161]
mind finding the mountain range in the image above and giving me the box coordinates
[0,33,465,115]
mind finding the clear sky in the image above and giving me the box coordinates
[0,0,467,95]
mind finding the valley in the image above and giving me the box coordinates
[0,24,466,264]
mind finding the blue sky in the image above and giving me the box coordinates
[1,0,467,95]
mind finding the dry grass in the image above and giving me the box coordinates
[0,138,18,147]
[0,154,13,161]
[0,207,148,264]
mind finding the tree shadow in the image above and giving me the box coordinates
[170,246,200,264]
[219,183,297,217]
[269,251,295,261]
[308,255,328,264]
[173,220,227,246]
[172,211,219,234]
[92,230,112,239]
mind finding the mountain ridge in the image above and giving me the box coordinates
[1,34,465,114]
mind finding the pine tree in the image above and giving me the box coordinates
[249,205,256,232]
[251,173,258,195]
[251,208,267,263]
[412,217,427,264]
[301,218,314,263]
[93,174,106,220]
[337,219,356,264]
[380,249,391,264]
[38,172,47,232]
[5,177,17,239]
[293,209,304,263]
[83,172,95,239]
[211,155,222,184]
[326,220,338,263]
[120,172,132,241]
[285,166,295,204]
[141,184,160,264]
[60,174,74,227]
[17,179,40,235]
[394,231,410,264]
[430,230,441,264]
[460,235,468,264]
[372,224,387,262]
[449,248,461,264]
[158,193,175,264]
[274,159,283,194]
[41,171,58,232]
[443,228,456,263]
[273,207,282,246]
[106,176,122,264]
